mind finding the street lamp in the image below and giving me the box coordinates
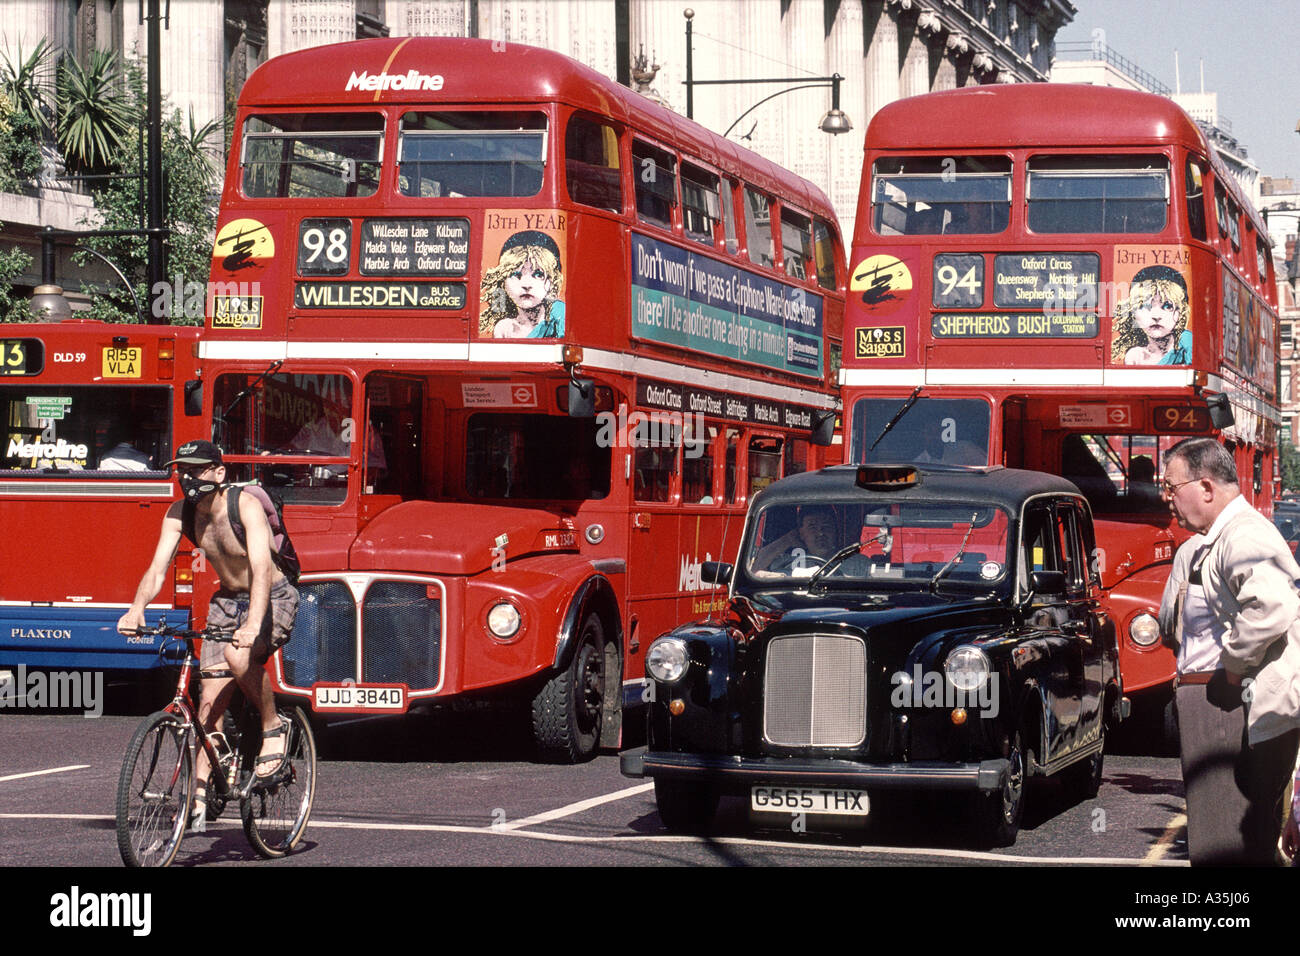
[683,8,852,137]
[29,227,148,323]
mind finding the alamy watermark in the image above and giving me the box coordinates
[889,664,999,718]
[594,408,707,458]
[0,665,103,718]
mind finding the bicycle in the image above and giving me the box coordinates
[114,620,316,867]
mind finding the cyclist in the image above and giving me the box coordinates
[118,440,299,831]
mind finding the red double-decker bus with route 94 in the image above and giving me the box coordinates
[842,85,1279,745]
[201,36,845,760]
[0,321,205,676]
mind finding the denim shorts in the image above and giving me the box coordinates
[201,577,299,670]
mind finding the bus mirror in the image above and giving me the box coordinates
[809,410,836,447]
[184,380,203,417]
[1205,393,1234,429]
[568,378,596,417]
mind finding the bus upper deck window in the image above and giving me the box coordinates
[564,113,621,211]
[398,111,547,198]
[632,140,676,228]
[1026,154,1169,234]
[780,208,813,281]
[812,218,838,291]
[680,162,722,246]
[871,156,1011,236]
[743,188,775,268]
[241,113,383,198]
[1184,159,1208,241]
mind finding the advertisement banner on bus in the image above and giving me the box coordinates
[631,233,823,377]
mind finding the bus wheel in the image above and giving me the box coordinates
[532,614,607,763]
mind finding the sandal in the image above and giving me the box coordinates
[189,781,208,835]
[253,715,291,784]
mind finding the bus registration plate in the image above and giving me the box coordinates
[750,786,869,816]
[311,683,408,713]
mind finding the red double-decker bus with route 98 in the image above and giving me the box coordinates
[201,36,845,760]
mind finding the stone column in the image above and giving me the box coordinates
[826,0,865,244]
[862,1,898,124]
[268,0,356,58]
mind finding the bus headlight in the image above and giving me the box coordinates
[486,601,522,641]
[646,637,689,684]
[1129,612,1161,647]
[944,645,990,692]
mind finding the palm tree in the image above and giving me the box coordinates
[0,37,53,131]
[56,48,131,174]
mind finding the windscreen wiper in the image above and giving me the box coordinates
[869,385,923,452]
[807,527,893,591]
[929,512,978,595]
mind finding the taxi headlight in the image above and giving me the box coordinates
[1129,612,1161,647]
[944,645,990,692]
[486,601,522,640]
[646,638,689,684]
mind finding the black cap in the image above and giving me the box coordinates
[164,440,224,467]
[500,230,561,262]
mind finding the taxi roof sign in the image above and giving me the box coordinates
[856,465,920,490]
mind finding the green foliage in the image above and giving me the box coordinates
[56,49,131,174]
[1281,442,1300,496]
[0,96,43,189]
[76,58,218,325]
[0,37,53,131]
[0,245,35,322]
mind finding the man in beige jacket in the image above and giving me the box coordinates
[1162,437,1300,864]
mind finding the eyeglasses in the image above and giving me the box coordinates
[1160,477,1199,497]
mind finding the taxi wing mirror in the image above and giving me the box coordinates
[701,561,733,588]
[1030,570,1067,596]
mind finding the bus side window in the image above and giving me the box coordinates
[682,421,716,503]
[1184,158,1208,242]
[783,437,811,477]
[812,218,839,291]
[565,113,622,212]
[743,188,775,269]
[632,140,676,229]
[634,443,673,502]
[721,177,740,254]
[680,162,722,247]
[749,436,782,495]
[779,208,813,281]
[724,427,743,503]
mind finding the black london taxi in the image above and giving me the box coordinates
[620,464,1124,846]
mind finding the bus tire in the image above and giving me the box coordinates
[532,613,608,763]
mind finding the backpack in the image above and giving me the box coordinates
[181,483,301,585]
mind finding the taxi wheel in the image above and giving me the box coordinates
[532,614,607,763]
[654,778,718,833]
[977,729,1025,848]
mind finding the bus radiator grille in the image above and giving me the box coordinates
[283,581,357,687]
[361,581,442,689]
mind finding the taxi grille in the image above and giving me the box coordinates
[281,579,442,691]
[763,634,867,747]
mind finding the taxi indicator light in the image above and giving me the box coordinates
[950,708,968,725]
[668,699,685,715]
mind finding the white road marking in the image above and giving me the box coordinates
[0,765,90,783]
[0,809,1186,864]
[492,782,654,831]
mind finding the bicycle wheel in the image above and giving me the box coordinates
[115,711,193,868]
[241,705,316,858]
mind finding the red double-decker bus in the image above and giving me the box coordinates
[842,85,1279,743]
[0,321,205,674]
[202,36,844,760]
